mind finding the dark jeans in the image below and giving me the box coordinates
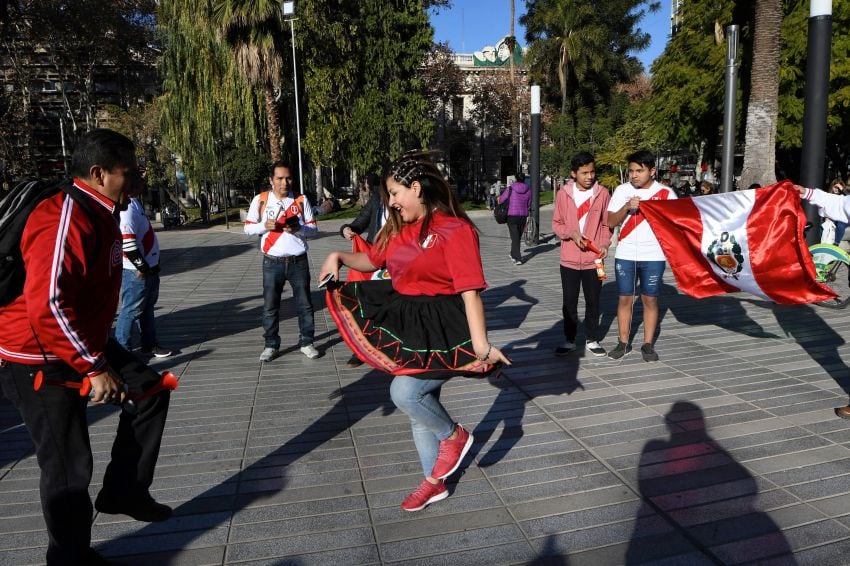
[506,216,526,261]
[835,221,848,245]
[262,254,315,349]
[0,340,169,565]
[560,265,602,342]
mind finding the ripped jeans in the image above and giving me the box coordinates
[614,259,665,297]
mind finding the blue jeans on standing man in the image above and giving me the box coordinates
[390,375,456,477]
[115,269,160,350]
[262,254,315,349]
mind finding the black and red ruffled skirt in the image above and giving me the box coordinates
[326,280,496,378]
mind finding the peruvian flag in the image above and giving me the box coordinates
[345,234,390,282]
[641,181,834,304]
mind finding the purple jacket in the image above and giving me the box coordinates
[498,181,531,217]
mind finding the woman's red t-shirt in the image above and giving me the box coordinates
[367,212,487,296]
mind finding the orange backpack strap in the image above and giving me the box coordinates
[257,191,270,219]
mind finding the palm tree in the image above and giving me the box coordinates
[740,0,782,188]
[523,0,607,115]
[213,0,287,161]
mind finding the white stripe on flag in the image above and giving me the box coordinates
[690,190,770,301]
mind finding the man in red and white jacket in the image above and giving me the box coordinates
[0,129,171,566]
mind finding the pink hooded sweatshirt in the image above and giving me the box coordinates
[551,180,612,270]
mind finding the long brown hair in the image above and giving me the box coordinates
[376,151,476,250]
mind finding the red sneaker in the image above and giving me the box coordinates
[431,424,474,480]
[401,479,448,512]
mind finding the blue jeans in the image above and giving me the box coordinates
[114,269,160,350]
[262,255,314,349]
[614,259,666,297]
[390,376,456,477]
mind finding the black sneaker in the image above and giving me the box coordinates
[554,341,575,356]
[608,341,631,360]
[641,343,659,362]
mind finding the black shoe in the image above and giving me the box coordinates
[554,341,576,356]
[640,343,659,362]
[95,491,172,522]
[346,354,363,368]
[608,341,631,360]
[84,548,124,565]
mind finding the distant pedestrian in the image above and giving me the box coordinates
[244,160,319,362]
[320,151,510,512]
[498,175,531,264]
[489,178,501,210]
[199,190,210,224]
[115,194,172,358]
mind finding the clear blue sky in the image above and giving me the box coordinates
[430,0,671,73]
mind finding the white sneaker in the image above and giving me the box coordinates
[300,344,320,359]
[586,340,607,357]
[259,347,277,362]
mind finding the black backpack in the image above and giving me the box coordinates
[0,179,100,307]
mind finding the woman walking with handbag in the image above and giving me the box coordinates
[319,152,510,511]
[498,175,531,264]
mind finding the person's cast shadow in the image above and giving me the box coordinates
[625,401,796,564]
[96,371,395,560]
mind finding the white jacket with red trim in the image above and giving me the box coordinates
[0,179,122,375]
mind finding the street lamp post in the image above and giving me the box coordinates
[281,1,305,196]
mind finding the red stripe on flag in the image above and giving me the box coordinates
[641,197,738,298]
[346,234,375,282]
[748,183,834,304]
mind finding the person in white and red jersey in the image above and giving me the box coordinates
[607,149,677,362]
[244,160,319,362]
[114,194,172,358]
[0,129,171,566]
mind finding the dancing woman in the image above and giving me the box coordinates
[320,153,510,511]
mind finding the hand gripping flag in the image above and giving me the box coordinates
[640,181,835,304]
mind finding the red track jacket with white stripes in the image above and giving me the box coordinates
[0,178,122,376]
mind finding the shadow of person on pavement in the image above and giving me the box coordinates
[625,401,795,565]
[744,299,850,411]
[96,371,395,561]
[468,321,584,470]
[527,534,572,565]
[481,279,540,331]
[158,241,254,277]
[657,283,780,339]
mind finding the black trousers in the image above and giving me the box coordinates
[506,216,526,261]
[560,264,602,342]
[0,339,170,565]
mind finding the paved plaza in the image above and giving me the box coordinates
[3,206,850,565]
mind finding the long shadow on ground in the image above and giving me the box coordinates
[98,372,394,562]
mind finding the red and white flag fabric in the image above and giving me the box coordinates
[641,181,834,304]
[345,234,391,282]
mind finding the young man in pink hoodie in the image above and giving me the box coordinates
[551,152,612,356]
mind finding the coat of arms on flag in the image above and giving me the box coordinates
[640,181,835,304]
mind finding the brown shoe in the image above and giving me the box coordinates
[835,406,850,419]
[346,354,363,368]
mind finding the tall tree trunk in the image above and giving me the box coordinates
[740,0,781,189]
[264,84,282,162]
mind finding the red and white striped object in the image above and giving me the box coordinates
[641,181,834,304]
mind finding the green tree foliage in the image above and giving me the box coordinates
[777,0,850,176]
[522,0,657,117]
[0,0,157,177]
[157,0,265,183]
[212,0,288,161]
[646,0,735,154]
